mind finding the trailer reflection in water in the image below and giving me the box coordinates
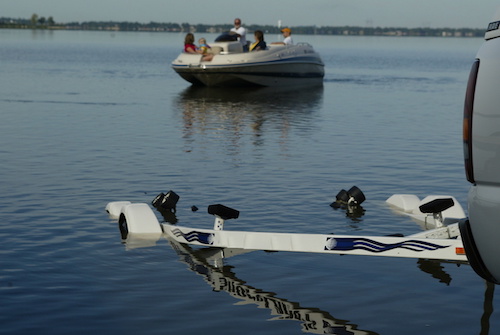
[117,227,495,334]
[166,239,496,335]
[168,238,377,335]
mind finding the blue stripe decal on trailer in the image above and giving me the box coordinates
[324,237,449,253]
[172,228,214,245]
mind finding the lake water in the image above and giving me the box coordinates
[0,29,497,334]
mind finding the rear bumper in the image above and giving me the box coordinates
[463,184,500,283]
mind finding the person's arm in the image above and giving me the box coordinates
[186,45,203,54]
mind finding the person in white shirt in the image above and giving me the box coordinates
[271,27,294,46]
[281,28,293,45]
[230,18,248,51]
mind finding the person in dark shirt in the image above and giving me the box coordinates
[249,30,267,51]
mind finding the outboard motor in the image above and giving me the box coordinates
[330,186,366,209]
[460,7,500,284]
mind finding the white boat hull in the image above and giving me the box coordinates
[171,43,325,87]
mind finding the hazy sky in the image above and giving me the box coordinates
[3,0,500,29]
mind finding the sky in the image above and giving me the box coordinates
[3,0,500,29]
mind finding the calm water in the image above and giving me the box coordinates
[0,29,496,334]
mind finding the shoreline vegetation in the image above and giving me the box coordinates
[1,15,485,37]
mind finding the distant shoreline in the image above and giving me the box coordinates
[0,17,485,37]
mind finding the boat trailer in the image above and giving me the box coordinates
[105,188,468,263]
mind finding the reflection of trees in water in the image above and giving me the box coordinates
[175,86,323,155]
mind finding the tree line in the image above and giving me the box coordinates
[0,15,485,37]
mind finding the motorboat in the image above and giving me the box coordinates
[171,33,325,87]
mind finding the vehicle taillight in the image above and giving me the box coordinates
[464,60,480,183]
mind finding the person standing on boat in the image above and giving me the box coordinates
[230,18,248,51]
[272,27,293,45]
[249,30,267,51]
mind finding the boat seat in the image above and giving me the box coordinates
[419,198,454,214]
[208,46,223,54]
[208,204,239,220]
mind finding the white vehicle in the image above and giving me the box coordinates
[460,9,500,284]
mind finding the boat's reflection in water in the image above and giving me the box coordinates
[174,85,324,154]
[175,85,324,112]
[168,238,378,335]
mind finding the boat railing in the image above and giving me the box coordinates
[268,42,312,50]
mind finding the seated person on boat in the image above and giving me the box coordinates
[184,33,213,61]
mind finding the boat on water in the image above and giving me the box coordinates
[171,33,325,87]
